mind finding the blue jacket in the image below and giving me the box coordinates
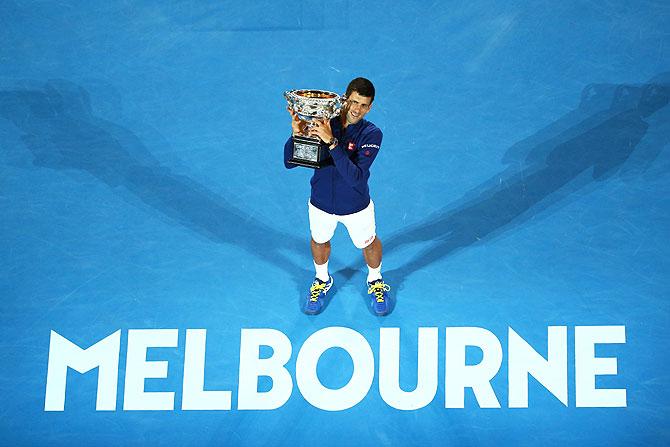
[284,118,383,215]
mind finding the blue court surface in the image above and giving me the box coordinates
[1,1,669,446]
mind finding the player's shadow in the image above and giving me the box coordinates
[0,79,313,303]
[382,72,670,292]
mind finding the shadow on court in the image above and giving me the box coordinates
[2,74,668,315]
[0,80,314,304]
[381,73,670,293]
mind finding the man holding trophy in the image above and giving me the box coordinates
[283,77,391,316]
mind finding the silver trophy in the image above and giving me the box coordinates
[284,89,343,168]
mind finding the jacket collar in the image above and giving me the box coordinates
[336,118,366,136]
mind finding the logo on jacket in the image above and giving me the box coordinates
[348,142,356,151]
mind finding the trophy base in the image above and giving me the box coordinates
[288,158,328,169]
[289,135,331,169]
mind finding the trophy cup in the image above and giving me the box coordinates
[284,89,343,168]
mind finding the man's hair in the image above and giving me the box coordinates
[345,77,375,103]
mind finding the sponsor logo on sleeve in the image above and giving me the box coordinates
[361,143,379,157]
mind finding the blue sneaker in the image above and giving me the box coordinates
[367,279,391,316]
[303,276,333,315]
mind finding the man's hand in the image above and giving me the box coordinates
[287,107,306,136]
[309,118,334,144]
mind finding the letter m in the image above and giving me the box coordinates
[44,330,121,411]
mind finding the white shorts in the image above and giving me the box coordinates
[308,200,377,249]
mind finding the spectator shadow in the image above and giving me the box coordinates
[0,79,313,297]
[381,72,670,292]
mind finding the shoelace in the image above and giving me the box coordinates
[368,281,390,303]
[310,281,328,302]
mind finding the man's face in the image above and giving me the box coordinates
[344,91,372,126]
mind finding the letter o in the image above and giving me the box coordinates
[296,327,374,411]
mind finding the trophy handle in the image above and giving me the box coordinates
[338,95,348,113]
[331,96,345,118]
[284,91,295,108]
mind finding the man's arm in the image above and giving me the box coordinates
[329,128,383,188]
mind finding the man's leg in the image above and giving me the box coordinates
[344,201,383,283]
[305,238,333,314]
[311,238,331,282]
[311,238,331,264]
[343,200,390,315]
[362,236,390,315]
[304,201,336,314]
[308,200,337,283]
[362,236,382,277]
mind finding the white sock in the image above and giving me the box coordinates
[314,260,329,282]
[367,263,382,283]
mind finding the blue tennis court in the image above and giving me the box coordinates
[1,1,669,445]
